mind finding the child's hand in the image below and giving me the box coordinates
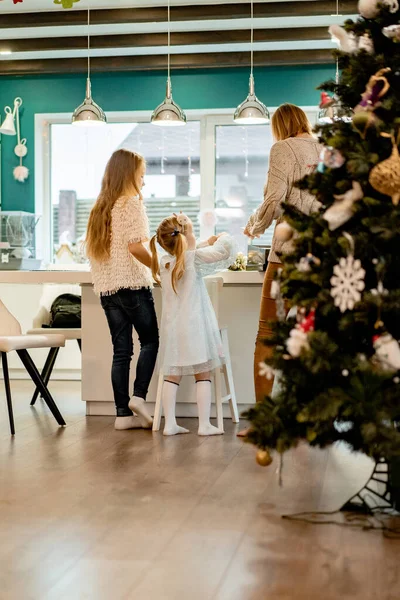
[207,233,227,245]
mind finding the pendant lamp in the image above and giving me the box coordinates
[151,0,186,126]
[234,0,269,125]
[0,98,22,136]
[318,3,352,126]
[72,3,106,126]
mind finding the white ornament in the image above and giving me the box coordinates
[373,333,400,371]
[296,257,312,272]
[358,0,399,18]
[258,362,275,380]
[323,181,363,231]
[329,25,358,53]
[286,328,310,358]
[371,281,389,297]
[13,165,29,182]
[383,24,400,41]
[330,255,366,312]
[275,221,293,242]
[14,139,27,158]
[1,253,9,264]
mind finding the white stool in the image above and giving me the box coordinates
[152,276,239,432]
[0,298,66,434]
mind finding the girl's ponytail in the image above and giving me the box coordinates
[149,235,161,285]
[171,233,186,294]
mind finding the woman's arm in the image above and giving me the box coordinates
[244,143,289,239]
[128,242,152,268]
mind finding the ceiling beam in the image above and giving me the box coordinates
[0,1,358,29]
[0,49,333,76]
[2,27,331,53]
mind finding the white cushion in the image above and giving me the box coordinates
[27,328,81,340]
[0,334,65,353]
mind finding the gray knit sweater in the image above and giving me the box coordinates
[246,136,322,263]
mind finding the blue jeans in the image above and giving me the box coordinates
[100,288,159,417]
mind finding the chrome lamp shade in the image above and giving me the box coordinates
[234,75,270,125]
[151,78,186,127]
[72,79,106,127]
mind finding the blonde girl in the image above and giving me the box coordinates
[86,149,158,431]
[149,214,236,436]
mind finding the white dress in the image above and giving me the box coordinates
[158,235,236,376]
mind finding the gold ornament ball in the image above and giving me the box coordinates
[275,221,294,242]
[256,449,273,467]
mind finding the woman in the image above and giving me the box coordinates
[239,103,322,436]
[86,149,158,431]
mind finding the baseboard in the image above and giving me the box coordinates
[86,401,249,418]
[1,369,81,381]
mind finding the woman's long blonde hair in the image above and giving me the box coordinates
[149,215,187,294]
[271,103,312,141]
[86,149,145,262]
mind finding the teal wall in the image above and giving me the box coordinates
[0,65,333,213]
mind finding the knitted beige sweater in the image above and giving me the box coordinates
[91,195,153,296]
[246,136,322,263]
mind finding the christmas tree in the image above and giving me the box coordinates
[244,0,400,511]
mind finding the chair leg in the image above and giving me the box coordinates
[2,352,15,435]
[152,371,164,432]
[214,367,224,432]
[17,349,66,427]
[221,329,239,423]
[31,347,59,406]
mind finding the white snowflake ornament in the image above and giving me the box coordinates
[330,255,365,312]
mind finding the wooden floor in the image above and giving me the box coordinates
[0,381,399,600]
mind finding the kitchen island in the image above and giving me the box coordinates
[0,269,264,417]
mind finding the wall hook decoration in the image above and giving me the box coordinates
[0,97,21,136]
[11,98,29,183]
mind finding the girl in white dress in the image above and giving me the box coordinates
[149,214,236,436]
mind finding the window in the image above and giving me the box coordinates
[50,121,200,261]
[39,108,318,263]
[214,123,273,254]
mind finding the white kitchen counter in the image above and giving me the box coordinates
[0,268,264,418]
[0,269,264,286]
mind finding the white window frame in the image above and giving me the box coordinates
[35,106,318,263]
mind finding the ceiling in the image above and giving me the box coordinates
[0,1,358,75]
